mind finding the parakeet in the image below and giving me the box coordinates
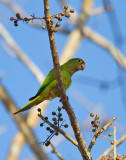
[14,58,85,114]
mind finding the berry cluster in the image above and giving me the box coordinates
[100,154,126,160]
[38,106,68,146]
[10,5,74,31]
[48,5,74,32]
[90,113,113,145]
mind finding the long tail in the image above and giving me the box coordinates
[14,97,40,114]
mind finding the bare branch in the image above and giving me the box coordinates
[88,116,117,151]
[83,27,126,69]
[113,126,116,160]
[0,85,49,160]
[44,0,91,159]
[51,143,64,160]
[0,23,44,83]
[1,0,42,28]
[98,134,126,159]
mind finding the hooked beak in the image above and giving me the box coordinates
[81,63,85,70]
[81,60,85,70]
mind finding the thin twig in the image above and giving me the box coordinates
[113,126,116,160]
[88,116,117,151]
[51,143,64,160]
[98,134,126,159]
[38,114,78,147]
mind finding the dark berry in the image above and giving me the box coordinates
[55,132,59,136]
[54,121,57,125]
[50,129,54,133]
[24,17,28,21]
[59,118,63,121]
[16,13,20,19]
[52,112,56,115]
[45,117,48,120]
[10,17,14,21]
[46,127,50,131]
[52,117,57,121]
[58,113,62,117]
[45,141,50,146]
[58,107,61,111]
[64,124,68,128]
[70,9,74,13]
[37,108,41,112]
[40,123,43,127]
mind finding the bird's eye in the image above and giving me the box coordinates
[77,59,82,63]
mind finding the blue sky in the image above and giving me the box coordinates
[0,0,126,160]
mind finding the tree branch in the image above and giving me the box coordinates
[83,27,126,69]
[0,84,49,160]
[88,116,117,152]
[38,114,78,147]
[51,143,64,160]
[113,126,116,160]
[44,0,91,159]
[0,23,44,83]
[98,134,126,159]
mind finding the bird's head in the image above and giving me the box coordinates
[64,58,85,76]
[68,58,85,71]
[75,58,85,71]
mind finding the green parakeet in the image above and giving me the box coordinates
[14,58,85,114]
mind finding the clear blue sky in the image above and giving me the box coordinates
[0,0,126,160]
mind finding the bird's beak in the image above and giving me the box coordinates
[81,63,85,70]
[81,61,85,70]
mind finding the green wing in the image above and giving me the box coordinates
[29,68,56,100]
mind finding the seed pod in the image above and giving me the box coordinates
[90,113,94,117]
[61,12,65,16]
[70,9,74,13]
[46,127,50,131]
[58,17,62,21]
[10,17,14,21]
[52,117,57,121]
[45,117,48,120]
[45,141,50,146]
[40,123,43,127]
[16,13,20,19]
[65,13,70,18]
[108,133,112,137]
[64,5,68,10]
[55,132,59,136]
[52,112,56,115]
[55,14,59,19]
[56,22,60,27]
[37,108,41,112]
[64,124,68,128]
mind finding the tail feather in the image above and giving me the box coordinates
[14,97,40,114]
